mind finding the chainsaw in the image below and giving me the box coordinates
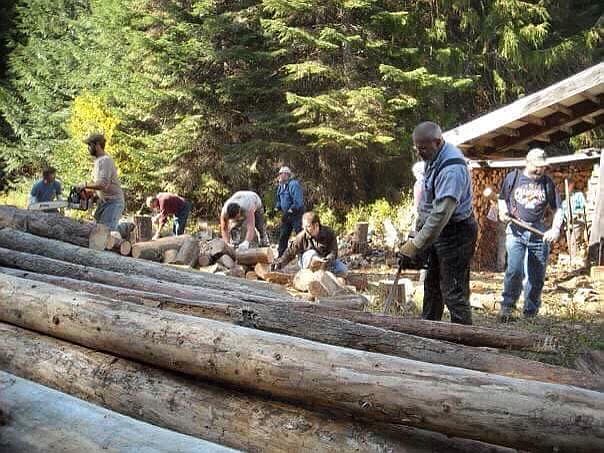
[28,186,94,211]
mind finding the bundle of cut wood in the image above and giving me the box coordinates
[0,225,602,452]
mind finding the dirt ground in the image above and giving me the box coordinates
[352,264,603,370]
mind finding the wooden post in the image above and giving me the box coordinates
[133,215,153,243]
[352,222,369,254]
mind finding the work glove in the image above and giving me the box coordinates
[238,240,250,251]
[543,228,560,244]
[499,210,512,223]
[399,240,418,258]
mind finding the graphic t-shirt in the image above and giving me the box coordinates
[499,170,560,224]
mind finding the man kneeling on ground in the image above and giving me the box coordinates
[274,211,347,275]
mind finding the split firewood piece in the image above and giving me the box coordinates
[236,247,274,266]
[174,237,200,267]
[254,263,293,285]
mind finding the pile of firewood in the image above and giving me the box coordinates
[0,218,602,451]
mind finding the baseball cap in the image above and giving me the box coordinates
[278,166,292,174]
[83,133,106,146]
[526,148,548,167]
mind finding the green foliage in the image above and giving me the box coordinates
[0,0,601,215]
[313,202,342,234]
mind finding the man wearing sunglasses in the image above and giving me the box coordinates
[399,122,476,325]
[79,133,125,230]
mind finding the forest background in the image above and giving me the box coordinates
[0,0,602,223]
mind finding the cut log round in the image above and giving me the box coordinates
[293,268,314,292]
[119,240,132,256]
[133,215,153,243]
[217,254,235,269]
[0,323,437,453]
[0,228,292,298]
[0,267,598,390]
[174,237,200,266]
[198,254,211,268]
[345,273,369,291]
[0,205,109,250]
[0,370,231,453]
[227,265,245,278]
[131,235,192,261]
[207,238,235,259]
[308,270,350,297]
[245,271,258,280]
[236,247,274,266]
[1,275,602,452]
[254,263,293,285]
[162,249,178,264]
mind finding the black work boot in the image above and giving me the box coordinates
[497,306,517,323]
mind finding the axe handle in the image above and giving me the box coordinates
[509,217,544,237]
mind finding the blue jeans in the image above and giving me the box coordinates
[94,199,125,230]
[173,200,192,236]
[501,224,550,316]
[299,250,348,275]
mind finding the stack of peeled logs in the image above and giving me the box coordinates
[0,225,602,452]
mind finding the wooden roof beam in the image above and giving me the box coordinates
[551,103,574,117]
[578,92,601,105]
[496,127,521,137]
[519,115,546,127]
[583,115,597,125]
[535,134,551,143]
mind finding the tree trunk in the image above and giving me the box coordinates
[131,235,192,261]
[0,228,291,297]
[133,215,153,243]
[205,238,235,259]
[0,248,289,307]
[317,294,368,310]
[1,266,595,390]
[0,205,109,250]
[236,247,274,265]
[1,275,602,451]
[289,303,558,352]
[0,322,472,453]
[0,233,555,351]
[174,237,200,266]
[352,222,369,254]
[0,370,231,453]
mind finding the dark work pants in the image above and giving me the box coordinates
[422,216,477,325]
[278,213,302,257]
[173,200,192,236]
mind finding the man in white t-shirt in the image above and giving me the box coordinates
[80,133,125,230]
[220,191,268,250]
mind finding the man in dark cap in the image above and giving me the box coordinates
[80,133,125,230]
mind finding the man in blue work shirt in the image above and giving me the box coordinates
[28,167,62,211]
[275,166,304,257]
[399,122,476,325]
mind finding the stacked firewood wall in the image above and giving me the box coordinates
[471,161,594,271]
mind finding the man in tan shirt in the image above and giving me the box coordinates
[81,133,125,230]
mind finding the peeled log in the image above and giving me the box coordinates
[0,235,553,351]
[0,370,231,453]
[236,247,274,266]
[1,275,602,451]
[0,205,109,250]
[290,303,558,352]
[2,266,595,389]
[132,235,192,261]
[0,229,292,298]
[174,237,200,266]
[0,248,290,307]
[0,323,473,453]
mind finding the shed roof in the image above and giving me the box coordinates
[443,63,603,159]
[468,148,601,168]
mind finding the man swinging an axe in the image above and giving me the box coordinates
[497,148,563,322]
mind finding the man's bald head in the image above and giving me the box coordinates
[412,122,442,141]
[412,121,444,161]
